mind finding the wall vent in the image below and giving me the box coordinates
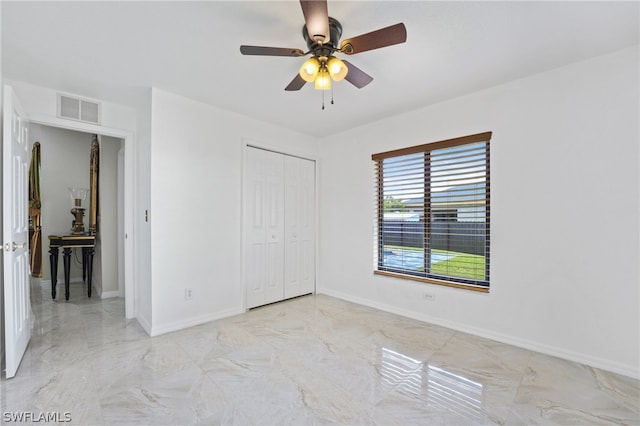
[57,93,101,125]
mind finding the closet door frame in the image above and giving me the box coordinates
[241,140,317,310]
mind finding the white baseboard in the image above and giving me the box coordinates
[136,313,152,336]
[150,307,244,337]
[318,288,640,380]
[100,291,120,299]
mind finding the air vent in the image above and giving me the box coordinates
[57,94,101,125]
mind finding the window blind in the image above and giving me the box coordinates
[372,132,491,291]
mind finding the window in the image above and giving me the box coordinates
[372,132,491,291]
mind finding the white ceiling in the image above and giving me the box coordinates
[3,1,638,137]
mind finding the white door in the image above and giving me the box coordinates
[284,156,315,298]
[284,156,301,298]
[3,85,31,378]
[264,150,285,304]
[299,157,315,295]
[244,147,284,309]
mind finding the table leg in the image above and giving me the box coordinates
[49,246,59,299]
[85,247,95,297]
[82,247,87,282]
[63,247,72,301]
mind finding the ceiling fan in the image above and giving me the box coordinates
[240,0,407,92]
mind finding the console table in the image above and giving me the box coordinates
[48,234,96,301]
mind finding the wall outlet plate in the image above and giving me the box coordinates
[423,292,435,301]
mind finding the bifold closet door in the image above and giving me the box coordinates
[244,146,315,309]
[245,148,285,309]
[284,155,315,299]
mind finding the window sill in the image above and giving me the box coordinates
[374,270,490,293]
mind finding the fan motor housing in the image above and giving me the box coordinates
[303,16,343,56]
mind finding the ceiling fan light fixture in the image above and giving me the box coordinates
[327,56,348,81]
[314,67,331,90]
[240,1,408,95]
[299,57,321,82]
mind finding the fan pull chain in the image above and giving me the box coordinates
[320,87,336,111]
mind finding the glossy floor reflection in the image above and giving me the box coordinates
[1,279,638,425]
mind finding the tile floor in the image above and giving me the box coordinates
[1,279,638,425]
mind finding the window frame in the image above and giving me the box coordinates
[372,132,491,292]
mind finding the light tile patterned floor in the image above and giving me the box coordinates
[1,279,638,425]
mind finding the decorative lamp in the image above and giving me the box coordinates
[68,187,88,234]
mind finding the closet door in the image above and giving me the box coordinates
[284,156,301,298]
[245,148,284,308]
[299,157,315,295]
[284,155,315,299]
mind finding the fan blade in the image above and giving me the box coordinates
[240,45,305,57]
[343,60,373,89]
[300,0,329,44]
[340,23,407,55]
[285,74,307,91]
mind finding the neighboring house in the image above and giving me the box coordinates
[397,182,487,222]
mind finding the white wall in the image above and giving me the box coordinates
[133,90,152,332]
[317,46,639,379]
[6,80,137,133]
[148,88,318,335]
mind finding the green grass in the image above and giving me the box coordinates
[431,251,486,281]
[383,244,423,252]
[382,245,486,280]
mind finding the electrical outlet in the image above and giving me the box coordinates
[185,288,193,300]
[422,292,435,302]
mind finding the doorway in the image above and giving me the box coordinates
[29,124,125,302]
[25,114,135,319]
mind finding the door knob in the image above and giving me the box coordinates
[5,241,26,252]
